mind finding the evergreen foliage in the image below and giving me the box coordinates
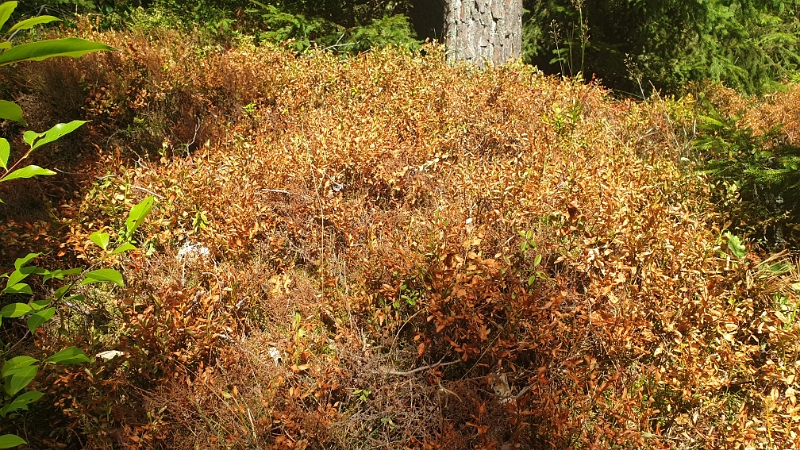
[27,0,800,94]
[27,0,421,52]
[695,101,800,245]
[248,0,419,53]
[524,0,800,95]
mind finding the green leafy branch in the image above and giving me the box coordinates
[0,196,154,448]
[0,0,112,203]
[0,2,115,446]
[519,230,544,289]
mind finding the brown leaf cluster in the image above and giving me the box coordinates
[1,24,799,449]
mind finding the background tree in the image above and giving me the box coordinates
[523,0,800,95]
[25,0,800,94]
[444,0,523,66]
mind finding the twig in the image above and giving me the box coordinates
[320,33,354,52]
[246,406,259,448]
[259,188,292,195]
[186,120,201,164]
[321,42,356,51]
[390,308,424,357]
[637,77,647,102]
[460,327,503,379]
[511,383,534,400]
[386,358,460,376]
[437,379,463,402]
[6,5,46,42]
[5,331,30,354]
[52,168,92,177]
[131,185,165,199]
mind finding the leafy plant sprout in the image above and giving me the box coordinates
[0,2,115,446]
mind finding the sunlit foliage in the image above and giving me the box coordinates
[0,23,798,449]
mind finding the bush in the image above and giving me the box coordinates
[247,1,419,53]
[694,86,800,247]
[524,0,800,95]
[5,25,799,448]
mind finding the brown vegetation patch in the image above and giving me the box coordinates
[1,24,799,449]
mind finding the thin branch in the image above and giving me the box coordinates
[390,308,424,357]
[321,42,356,51]
[131,185,165,199]
[51,168,118,181]
[386,358,460,376]
[187,120,201,153]
[511,383,534,400]
[260,188,292,195]
[186,119,201,164]
[5,330,30,354]
[6,5,47,42]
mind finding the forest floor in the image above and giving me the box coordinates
[1,24,799,449]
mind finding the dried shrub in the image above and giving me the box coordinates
[2,26,799,450]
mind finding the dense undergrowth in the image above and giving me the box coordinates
[0,23,799,449]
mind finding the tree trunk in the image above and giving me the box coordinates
[444,0,523,67]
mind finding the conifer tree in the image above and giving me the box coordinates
[524,0,800,94]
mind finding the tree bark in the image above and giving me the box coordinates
[444,0,523,67]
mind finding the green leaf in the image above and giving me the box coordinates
[0,165,56,182]
[42,267,81,283]
[64,294,84,303]
[0,434,26,448]
[0,2,18,33]
[0,390,44,416]
[533,254,542,267]
[125,196,154,237]
[52,284,70,300]
[2,283,31,295]
[4,365,37,396]
[0,101,25,125]
[27,307,54,333]
[724,231,747,259]
[23,120,87,151]
[112,242,137,254]
[6,267,31,287]
[0,303,31,318]
[14,253,39,270]
[700,115,725,128]
[1,356,36,378]
[44,346,91,365]
[0,138,8,170]
[0,38,113,66]
[30,299,50,311]
[6,265,44,287]
[21,130,35,146]
[81,269,124,287]
[89,231,110,250]
[769,262,792,274]
[8,15,59,33]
